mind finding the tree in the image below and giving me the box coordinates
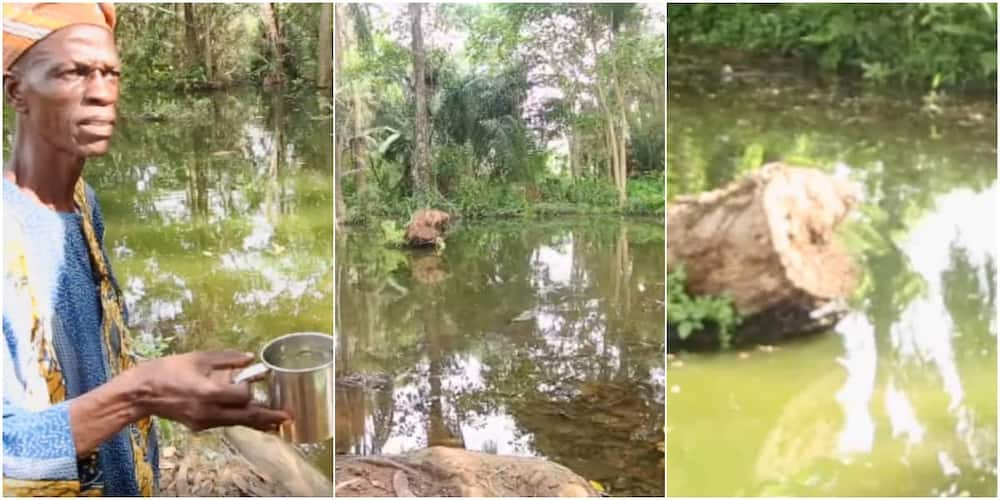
[335,3,664,221]
[334,4,347,225]
[409,3,435,202]
[585,4,637,208]
[260,3,287,85]
[318,4,332,88]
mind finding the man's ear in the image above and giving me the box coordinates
[4,70,28,113]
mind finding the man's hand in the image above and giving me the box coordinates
[134,350,291,432]
[69,350,291,457]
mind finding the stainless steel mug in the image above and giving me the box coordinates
[233,332,334,443]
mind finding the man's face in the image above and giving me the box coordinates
[8,24,121,158]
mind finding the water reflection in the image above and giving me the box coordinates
[834,183,997,494]
[3,89,334,478]
[666,58,996,496]
[336,220,665,496]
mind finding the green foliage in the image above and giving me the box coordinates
[347,173,661,223]
[133,332,172,360]
[378,220,407,247]
[115,3,322,90]
[345,185,415,225]
[339,3,665,219]
[667,265,741,349]
[450,179,529,219]
[539,177,619,207]
[625,174,666,215]
[668,3,997,88]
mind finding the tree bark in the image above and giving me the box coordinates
[334,4,346,225]
[317,3,333,88]
[183,3,200,71]
[203,14,214,83]
[567,131,580,178]
[588,24,627,206]
[667,163,861,349]
[608,29,630,207]
[351,96,367,192]
[409,3,434,202]
[260,3,286,85]
[173,3,185,68]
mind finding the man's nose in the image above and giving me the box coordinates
[84,72,118,106]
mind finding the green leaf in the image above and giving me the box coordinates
[678,322,694,340]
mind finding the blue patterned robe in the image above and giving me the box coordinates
[3,178,158,496]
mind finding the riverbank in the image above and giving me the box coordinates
[667,4,997,91]
[341,175,665,226]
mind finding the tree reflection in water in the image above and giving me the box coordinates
[336,219,665,496]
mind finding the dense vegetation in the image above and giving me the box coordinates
[115,3,331,90]
[335,3,665,225]
[668,3,997,89]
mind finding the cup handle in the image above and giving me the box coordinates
[233,363,271,407]
[232,362,269,384]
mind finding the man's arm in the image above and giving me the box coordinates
[10,351,291,466]
[67,367,147,457]
[68,351,291,453]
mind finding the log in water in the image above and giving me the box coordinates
[667,163,860,349]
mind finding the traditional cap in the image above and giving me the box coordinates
[3,3,116,71]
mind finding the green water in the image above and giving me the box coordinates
[336,219,665,496]
[5,89,335,478]
[666,56,997,496]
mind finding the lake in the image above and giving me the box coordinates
[666,53,997,496]
[336,218,665,496]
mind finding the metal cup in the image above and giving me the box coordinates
[233,332,334,444]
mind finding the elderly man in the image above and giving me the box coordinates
[2,4,290,496]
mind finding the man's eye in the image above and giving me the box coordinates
[59,69,84,80]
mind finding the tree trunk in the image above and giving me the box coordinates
[183,3,200,71]
[608,30,630,208]
[589,27,627,206]
[261,3,286,85]
[567,131,580,179]
[334,4,346,225]
[203,15,214,83]
[409,3,434,202]
[317,3,333,88]
[173,3,185,68]
[352,98,367,192]
[667,163,861,349]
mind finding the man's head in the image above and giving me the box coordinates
[3,3,119,158]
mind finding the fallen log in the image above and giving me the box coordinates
[667,163,859,350]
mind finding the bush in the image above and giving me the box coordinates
[625,173,666,215]
[667,265,741,349]
[538,176,618,207]
[345,185,413,225]
[668,3,997,89]
[451,178,529,219]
